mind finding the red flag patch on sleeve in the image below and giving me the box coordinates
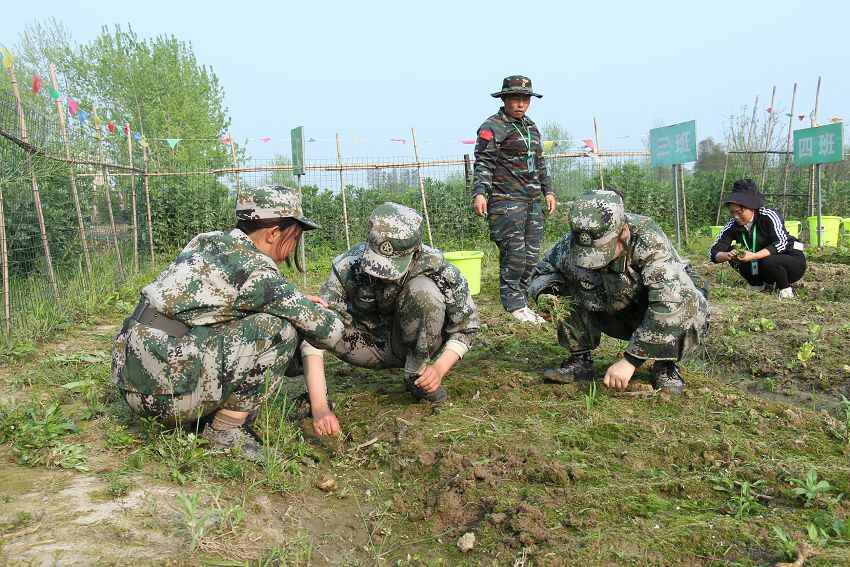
[478,129,493,141]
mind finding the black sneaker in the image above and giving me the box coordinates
[404,373,448,403]
[543,353,594,383]
[651,362,685,394]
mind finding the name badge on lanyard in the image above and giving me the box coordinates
[511,122,536,173]
[741,225,758,276]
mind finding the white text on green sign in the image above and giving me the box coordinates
[793,123,843,166]
[649,120,697,167]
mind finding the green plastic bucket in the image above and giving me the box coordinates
[784,220,801,239]
[444,251,484,296]
[842,218,850,235]
[806,215,842,247]
[710,226,724,239]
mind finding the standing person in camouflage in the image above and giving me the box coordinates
[313,202,479,404]
[112,185,347,462]
[527,190,710,394]
[473,75,557,324]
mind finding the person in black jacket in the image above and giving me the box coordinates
[709,179,806,298]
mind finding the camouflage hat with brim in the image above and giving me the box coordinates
[361,202,423,280]
[491,75,542,99]
[235,185,319,230]
[569,190,626,269]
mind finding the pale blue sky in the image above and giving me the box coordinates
[1,0,846,161]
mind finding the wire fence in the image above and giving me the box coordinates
[2,64,850,339]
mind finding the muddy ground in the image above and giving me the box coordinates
[1,251,850,566]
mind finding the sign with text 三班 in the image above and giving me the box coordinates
[793,122,844,166]
[290,126,305,176]
[649,120,697,167]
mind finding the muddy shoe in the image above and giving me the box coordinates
[543,353,593,383]
[404,374,448,404]
[201,424,265,463]
[651,362,685,394]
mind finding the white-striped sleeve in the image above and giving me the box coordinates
[709,219,735,261]
[761,208,788,253]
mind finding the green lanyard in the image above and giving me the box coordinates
[510,121,536,172]
[741,225,757,252]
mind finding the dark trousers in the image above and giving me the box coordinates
[736,252,806,289]
[487,199,544,312]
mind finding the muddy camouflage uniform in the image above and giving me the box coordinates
[319,203,479,378]
[528,191,709,363]
[473,75,553,312]
[112,186,343,425]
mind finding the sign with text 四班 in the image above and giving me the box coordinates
[649,120,697,167]
[793,122,844,166]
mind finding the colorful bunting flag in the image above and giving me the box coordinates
[798,114,805,121]
[93,112,102,128]
[107,121,116,134]
[220,134,231,145]
[1,49,12,70]
[31,74,42,95]
[785,113,793,118]
[165,138,181,149]
[133,131,142,141]
[459,139,475,144]
[67,97,78,116]
[48,87,60,102]
[582,139,595,152]
[830,116,843,124]
[543,140,555,152]
[307,137,317,143]
[77,109,89,124]
[765,107,773,114]
[390,138,406,144]
[259,136,271,143]
[139,137,149,149]
[123,123,130,135]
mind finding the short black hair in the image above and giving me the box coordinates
[732,178,759,194]
[236,217,300,235]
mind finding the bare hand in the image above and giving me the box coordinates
[545,194,557,215]
[715,251,733,263]
[602,358,636,391]
[305,294,329,308]
[414,365,444,393]
[473,195,487,217]
[312,407,340,436]
[735,251,756,263]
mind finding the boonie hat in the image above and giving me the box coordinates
[569,190,626,269]
[491,75,542,99]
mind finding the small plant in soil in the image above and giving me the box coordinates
[790,469,832,507]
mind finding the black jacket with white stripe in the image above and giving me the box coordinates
[709,207,803,263]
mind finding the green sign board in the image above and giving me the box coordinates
[290,126,305,176]
[793,122,844,166]
[649,120,697,167]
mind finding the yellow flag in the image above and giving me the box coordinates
[1,49,13,70]
[543,140,555,153]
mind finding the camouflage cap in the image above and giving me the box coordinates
[491,75,542,99]
[235,185,319,230]
[361,202,423,280]
[569,190,626,269]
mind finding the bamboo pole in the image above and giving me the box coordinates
[126,124,139,272]
[93,104,125,278]
[679,163,689,242]
[335,133,351,249]
[142,143,155,262]
[780,83,797,217]
[6,59,60,299]
[229,140,240,197]
[0,178,10,334]
[593,117,605,190]
[745,95,759,174]
[715,152,730,225]
[48,64,92,276]
[759,85,777,189]
[410,127,434,247]
[808,76,821,216]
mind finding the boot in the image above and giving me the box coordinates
[543,352,594,383]
[404,373,448,403]
[200,424,265,463]
[651,361,685,394]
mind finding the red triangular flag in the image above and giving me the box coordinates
[31,74,42,95]
[460,139,476,144]
[765,107,773,114]
[107,121,116,134]
[582,139,595,152]
[220,134,231,145]
[259,136,271,143]
[67,97,78,116]
[123,123,130,135]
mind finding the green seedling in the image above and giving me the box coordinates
[790,469,832,507]
[730,241,747,259]
[797,342,815,367]
[584,381,598,416]
[771,526,798,561]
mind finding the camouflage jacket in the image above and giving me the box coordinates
[140,229,343,350]
[320,244,480,352]
[472,108,552,202]
[528,214,708,360]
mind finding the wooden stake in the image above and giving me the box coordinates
[142,143,155,261]
[48,64,92,276]
[715,152,730,225]
[93,103,125,278]
[808,76,822,215]
[126,125,139,272]
[746,95,759,174]
[335,133,351,249]
[679,163,689,243]
[6,60,59,299]
[780,83,797,217]
[410,127,434,247]
[0,181,10,334]
[593,117,605,190]
[229,140,240,197]
[760,85,777,189]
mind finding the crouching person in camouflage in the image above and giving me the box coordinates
[315,203,480,403]
[528,190,709,394]
[112,186,345,462]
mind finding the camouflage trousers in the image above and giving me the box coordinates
[488,198,544,312]
[332,276,448,376]
[556,288,709,363]
[112,312,300,426]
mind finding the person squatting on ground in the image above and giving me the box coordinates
[528,190,710,394]
[709,179,806,299]
[472,75,557,324]
[309,202,480,405]
[112,185,347,462]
